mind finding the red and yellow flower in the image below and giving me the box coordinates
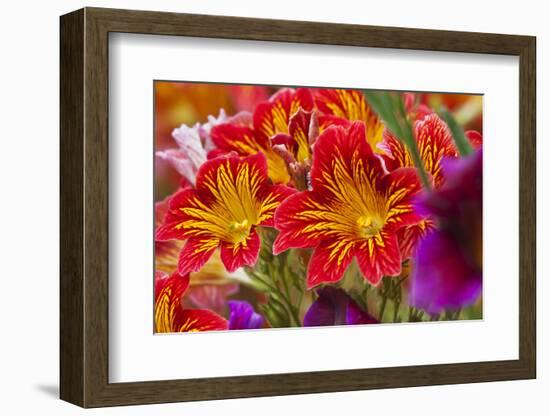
[254,88,314,142]
[381,113,458,258]
[210,88,314,184]
[314,89,385,152]
[154,271,228,333]
[382,113,459,187]
[155,197,241,313]
[156,152,295,275]
[381,113,482,258]
[273,121,422,288]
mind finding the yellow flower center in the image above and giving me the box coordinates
[228,219,251,244]
[356,215,383,238]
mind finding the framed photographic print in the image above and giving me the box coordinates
[60,7,536,408]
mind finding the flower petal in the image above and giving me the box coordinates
[257,184,296,227]
[307,238,356,288]
[310,121,383,192]
[210,124,290,184]
[186,283,239,314]
[154,270,189,304]
[287,109,314,162]
[156,149,200,186]
[380,167,423,232]
[220,229,261,272]
[253,88,314,142]
[303,286,350,326]
[303,286,378,326]
[211,123,268,155]
[314,89,383,149]
[414,114,457,186]
[346,301,379,325]
[155,188,202,241]
[228,300,264,330]
[465,130,483,148]
[355,231,401,285]
[171,308,228,332]
[178,237,218,275]
[380,129,411,172]
[382,113,458,187]
[154,271,190,333]
[273,191,340,254]
[196,152,269,194]
[410,230,482,315]
[397,219,436,260]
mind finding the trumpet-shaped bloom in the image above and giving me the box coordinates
[381,113,460,258]
[314,89,384,152]
[155,196,240,313]
[410,149,483,314]
[210,88,314,184]
[154,271,228,333]
[156,153,295,275]
[274,122,422,288]
[382,113,458,186]
[304,287,378,326]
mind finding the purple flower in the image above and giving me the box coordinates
[303,287,378,327]
[410,148,483,315]
[228,300,264,330]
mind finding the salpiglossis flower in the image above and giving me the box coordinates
[314,89,385,152]
[274,121,422,288]
[155,196,241,313]
[154,271,228,333]
[156,152,295,275]
[381,113,482,258]
[382,113,458,187]
[210,88,314,184]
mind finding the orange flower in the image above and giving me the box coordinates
[156,153,295,274]
[210,88,314,183]
[274,122,421,287]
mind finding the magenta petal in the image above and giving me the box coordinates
[228,300,264,330]
[410,230,482,315]
[303,287,348,326]
[304,287,377,327]
[346,301,378,325]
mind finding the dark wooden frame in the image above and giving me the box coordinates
[60,7,536,408]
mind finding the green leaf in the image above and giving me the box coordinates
[440,107,473,156]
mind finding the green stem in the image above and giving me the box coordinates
[392,300,401,323]
[408,140,432,189]
[283,279,301,326]
[378,295,388,321]
[248,271,300,327]
[441,108,473,157]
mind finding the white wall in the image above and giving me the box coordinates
[0,0,546,414]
